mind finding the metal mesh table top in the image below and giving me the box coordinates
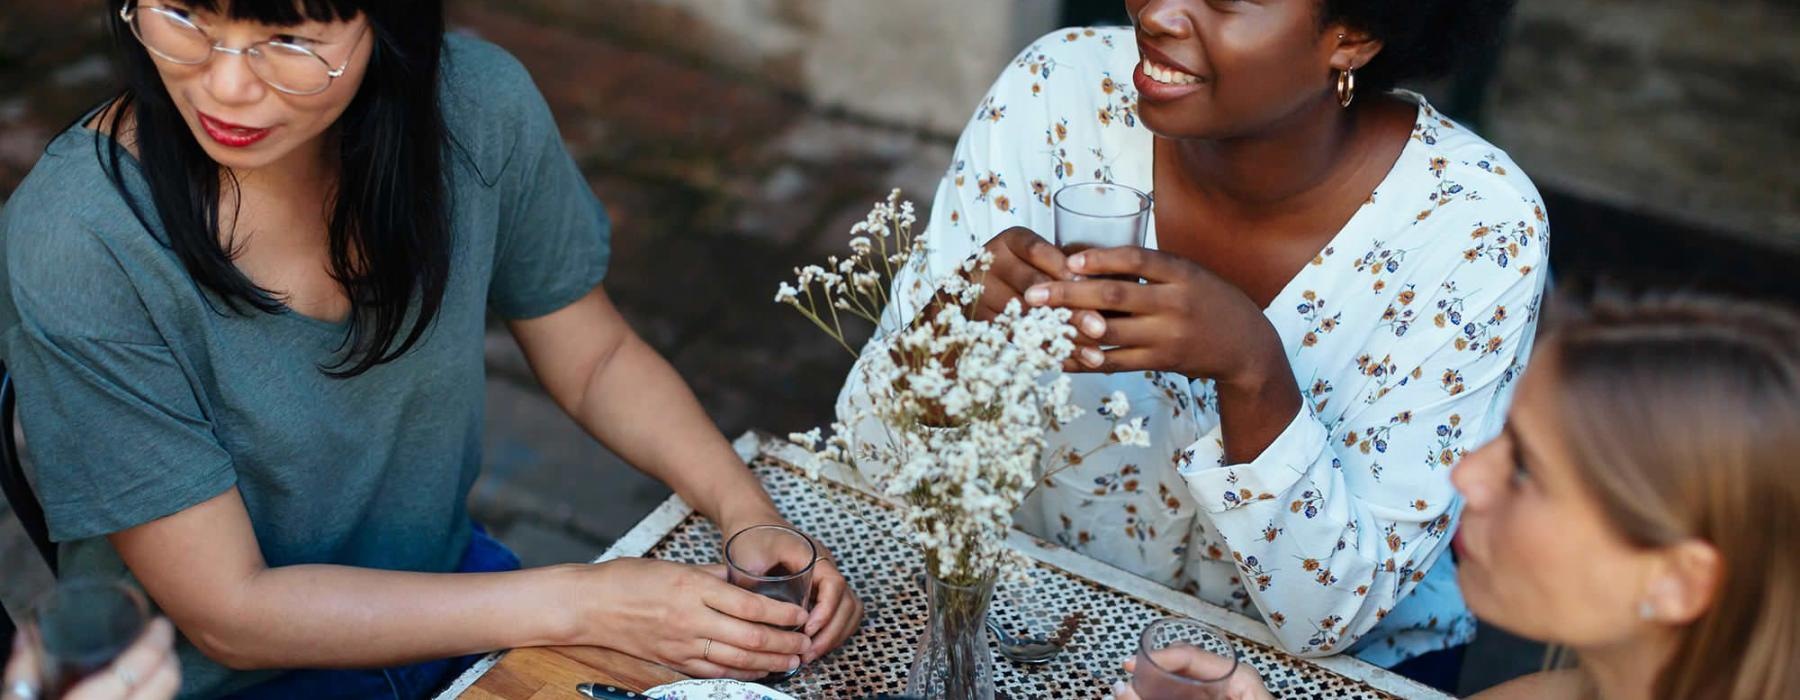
[637,445,1436,699]
[441,434,1444,700]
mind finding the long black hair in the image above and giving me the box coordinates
[99,0,450,378]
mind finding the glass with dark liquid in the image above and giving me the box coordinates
[28,578,149,699]
[723,524,817,683]
[1053,182,1151,320]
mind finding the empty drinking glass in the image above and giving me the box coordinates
[1053,181,1151,258]
[724,524,818,680]
[1130,617,1241,700]
[27,578,149,699]
[1053,182,1151,321]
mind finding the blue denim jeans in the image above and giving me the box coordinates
[222,523,523,700]
[1389,643,1466,694]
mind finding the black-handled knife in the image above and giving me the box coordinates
[575,683,647,699]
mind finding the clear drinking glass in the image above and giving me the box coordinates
[27,578,149,699]
[1130,617,1241,700]
[724,524,818,681]
[1052,182,1151,318]
[1052,182,1151,256]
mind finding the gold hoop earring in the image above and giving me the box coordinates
[1337,67,1357,109]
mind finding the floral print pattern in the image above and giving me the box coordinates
[836,27,1549,667]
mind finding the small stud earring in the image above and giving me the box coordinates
[1638,600,1656,621]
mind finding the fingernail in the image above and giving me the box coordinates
[1070,253,1087,270]
[1081,315,1105,337]
[1113,680,1129,696]
[789,656,802,672]
[1025,286,1049,304]
[1082,347,1104,366]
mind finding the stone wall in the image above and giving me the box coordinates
[1487,0,1800,248]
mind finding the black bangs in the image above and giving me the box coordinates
[172,0,366,26]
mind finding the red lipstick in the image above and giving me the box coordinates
[198,112,272,148]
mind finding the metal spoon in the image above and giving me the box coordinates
[913,572,1073,665]
[986,617,1066,665]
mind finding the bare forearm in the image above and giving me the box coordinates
[576,333,779,528]
[198,563,580,670]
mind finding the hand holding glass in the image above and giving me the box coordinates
[1053,182,1150,268]
[22,578,151,699]
[724,524,818,680]
[1127,618,1241,700]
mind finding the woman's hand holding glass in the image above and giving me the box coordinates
[1023,247,1283,381]
[970,227,1080,321]
[575,557,812,681]
[5,618,179,700]
[1111,647,1273,700]
[720,523,862,666]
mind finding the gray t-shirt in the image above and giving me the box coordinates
[0,35,608,698]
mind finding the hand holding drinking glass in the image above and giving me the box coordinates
[964,180,1150,347]
[6,581,179,700]
[1052,182,1151,265]
[1111,618,1271,700]
[1022,243,1287,379]
[722,524,832,680]
[577,557,812,682]
[732,525,861,665]
[970,227,1079,322]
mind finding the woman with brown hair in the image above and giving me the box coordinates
[1115,290,1800,698]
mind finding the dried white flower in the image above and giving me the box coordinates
[788,428,823,449]
[1112,416,1152,448]
[774,189,1151,584]
[1099,390,1130,418]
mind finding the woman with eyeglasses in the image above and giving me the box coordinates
[1113,291,1800,699]
[0,2,861,698]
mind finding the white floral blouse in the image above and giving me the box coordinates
[836,27,1550,666]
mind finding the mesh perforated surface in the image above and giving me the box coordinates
[641,459,1400,699]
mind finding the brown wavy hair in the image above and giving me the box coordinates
[1544,290,1800,699]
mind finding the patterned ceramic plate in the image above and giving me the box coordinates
[644,679,799,700]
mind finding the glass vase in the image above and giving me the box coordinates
[905,569,998,700]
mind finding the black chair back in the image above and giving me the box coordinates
[0,363,56,574]
[1,605,13,665]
